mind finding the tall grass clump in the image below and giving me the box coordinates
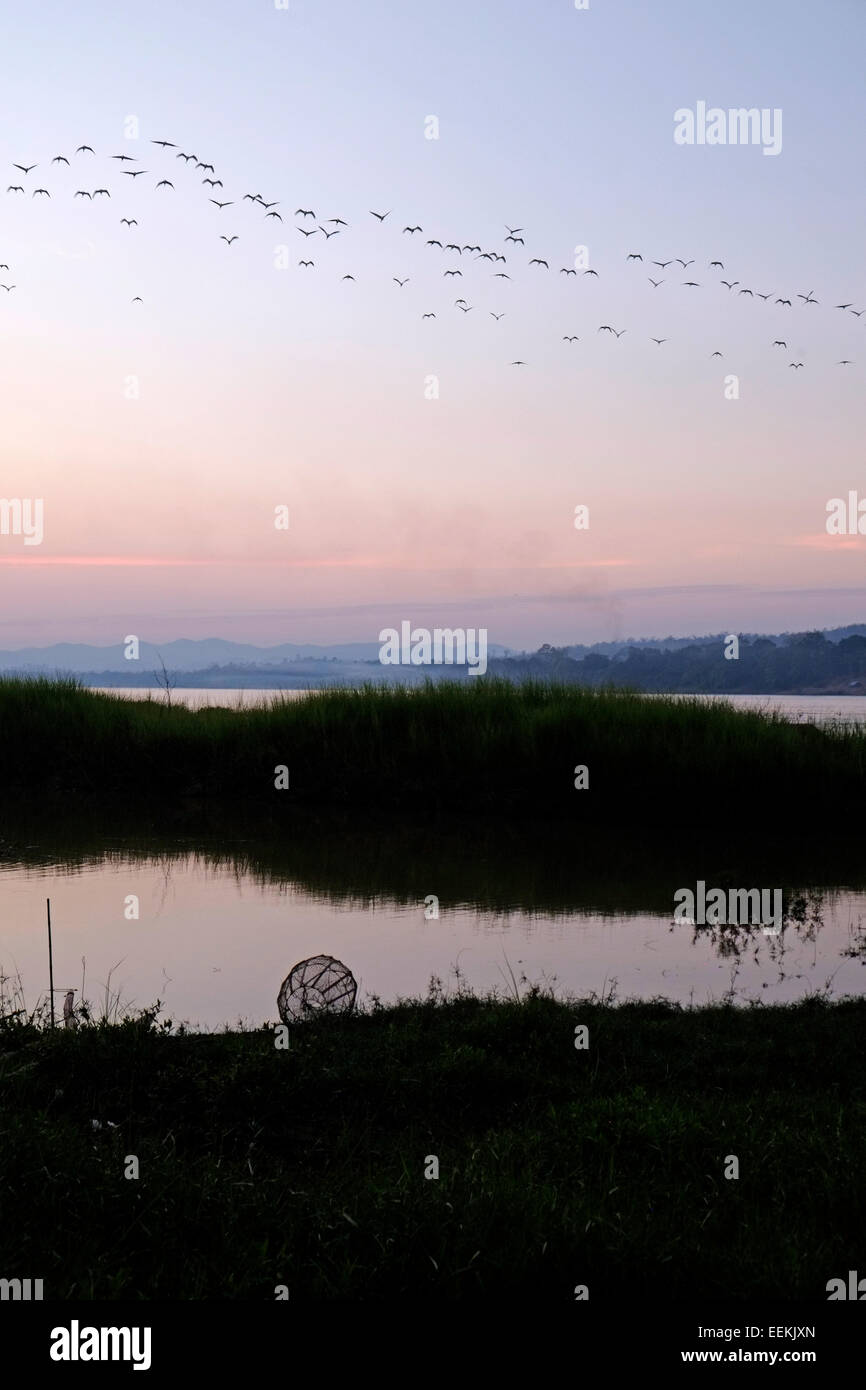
[0,675,863,832]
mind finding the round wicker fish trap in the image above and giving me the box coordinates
[277,955,358,1024]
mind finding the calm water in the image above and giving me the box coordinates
[90,687,866,726]
[1,846,864,1029]
[2,689,861,1028]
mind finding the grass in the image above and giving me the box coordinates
[0,987,863,1300]
[0,675,864,834]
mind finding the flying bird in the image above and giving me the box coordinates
[850,309,864,317]
[505,235,524,244]
[13,163,37,174]
[493,272,511,278]
[123,169,146,177]
[560,268,577,275]
[738,288,753,296]
[295,209,315,218]
[403,226,422,234]
[369,209,390,220]
[210,199,233,208]
[709,261,724,268]
[773,341,787,347]
[529,259,548,268]
[653,261,672,269]
[710,351,723,357]
[598,325,615,333]
[682,281,700,287]
[393,277,409,286]
[444,269,462,276]
[721,281,739,290]
[297,226,317,236]
[463,245,481,253]
[789,362,804,368]
[422,312,436,318]
[120,218,137,226]
[490,312,505,319]
[131,296,143,303]
[0,284,16,291]
[6,186,23,193]
[220,235,238,244]
[563,335,579,342]
[74,190,92,198]
[76,145,94,154]
[266,211,282,220]
[627,253,643,261]
[196,163,215,174]
[111,154,136,162]
[93,188,110,197]
[775,298,792,307]
[651,338,667,345]
[505,226,523,235]
[203,178,223,187]
[676,259,694,269]
[837,360,853,366]
[319,226,339,237]
[298,259,314,266]
[648,278,663,288]
[151,140,176,148]
[584,269,598,276]
[51,155,69,165]
[836,304,853,310]
[445,244,462,253]
[32,188,50,197]
[261,202,279,210]
[511,360,526,365]
[756,292,773,300]
[329,218,348,226]
[427,239,442,248]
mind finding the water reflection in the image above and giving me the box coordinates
[1,822,864,1028]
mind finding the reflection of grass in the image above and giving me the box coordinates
[1,988,864,1299]
[1,675,864,834]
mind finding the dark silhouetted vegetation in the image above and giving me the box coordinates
[0,676,864,838]
[497,629,866,692]
[1,989,863,1299]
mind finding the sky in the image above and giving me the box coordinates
[0,0,864,652]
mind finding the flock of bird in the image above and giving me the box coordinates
[2,138,862,372]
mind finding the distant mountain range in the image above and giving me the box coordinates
[0,639,385,672]
[0,637,513,678]
[1,626,865,694]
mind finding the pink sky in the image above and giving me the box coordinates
[1,0,864,650]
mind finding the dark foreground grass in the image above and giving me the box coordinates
[1,992,863,1300]
[1,675,864,832]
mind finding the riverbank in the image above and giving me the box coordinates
[1,676,864,833]
[1,991,863,1299]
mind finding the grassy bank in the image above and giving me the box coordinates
[0,990,862,1300]
[1,676,864,831]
